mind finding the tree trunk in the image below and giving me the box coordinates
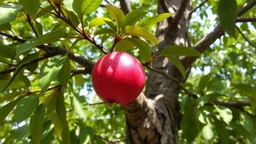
[121,0,191,143]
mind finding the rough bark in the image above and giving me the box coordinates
[121,0,191,143]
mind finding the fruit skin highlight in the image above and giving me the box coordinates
[92,52,146,105]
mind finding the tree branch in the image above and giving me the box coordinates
[189,0,208,19]
[236,25,256,49]
[206,101,251,108]
[237,17,256,22]
[181,0,256,69]
[0,31,94,69]
[119,0,131,14]
[171,0,190,29]
[70,68,91,78]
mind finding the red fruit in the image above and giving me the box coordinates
[92,52,146,105]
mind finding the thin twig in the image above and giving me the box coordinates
[119,0,131,14]
[70,68,91,77]
[146,65,197,98]
[26,14,39,37]
[236,25,256,49]
[189,0,208,19]
[88,101,106,105]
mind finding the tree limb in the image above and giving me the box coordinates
[0,31,94,69]
[119,0,131,14]
[171,0,190,30]
[237,17,256,22]
[181,0,256,69]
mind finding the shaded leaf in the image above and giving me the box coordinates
[30,104,45,144]
[162,46,201,56]
[56,91,70,143]
[15,93,39,123]
[0,97,23,123]
[19,0,40,17]
[0,23,11,30]
[214,118,230,144]
[57,57,71,85]
[217,0,237,38]
[125,26,158,44]
[0,3,23,25]
[166,56,186,78]
[138,13,172,28]
[106,5,124,30]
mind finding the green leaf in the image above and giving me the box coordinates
[0,92,24,103]
[0,23,11,30]
[0,3,23,25]
[0,43,16,59]
[73,0,102,17]
[115,38,151,62]
[214,118,230,144]
[1,53,39,92]
[79,124,94,144]
[15,93,39,123]
[115,38,135,51]
[30,104,45,144]
[39,57,65,94]
[129,38,151,62]
[138,13,172,28]
[161,46,201,56]
[57,57,71,85]
[166,56,186,78]
[181,98,200,143]
[217,0,237,38]
[26,61,38,73]
[19,0,40,17]
[124,10,147,26]
[94,28,115,35]
[202,122,214,141]
[215,106,233,124]
[106,5,124,30]
[34,20,43,36]
[232,84,256,108]
[16,31,67,56]
[72,96,87,119]
[56,91,70,143]
[16,38,38,56]
[125,26,158,44]
[197,73,213,91]
[0,97,23,123]
[34,30,68,46]
[89,17,112,28]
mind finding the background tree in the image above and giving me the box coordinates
[0,0,256,143]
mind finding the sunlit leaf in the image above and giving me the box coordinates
[215,106,233,124]
[125,26,158,44]
[124,10,146,26]
[89,17,112,28]
[106,5,124,30]
[138,13,172,28]
[72,96,87,119]
[39,57,65,94]
[0,3,23,25]
[217,0,237,38]
[202,122,214,141]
